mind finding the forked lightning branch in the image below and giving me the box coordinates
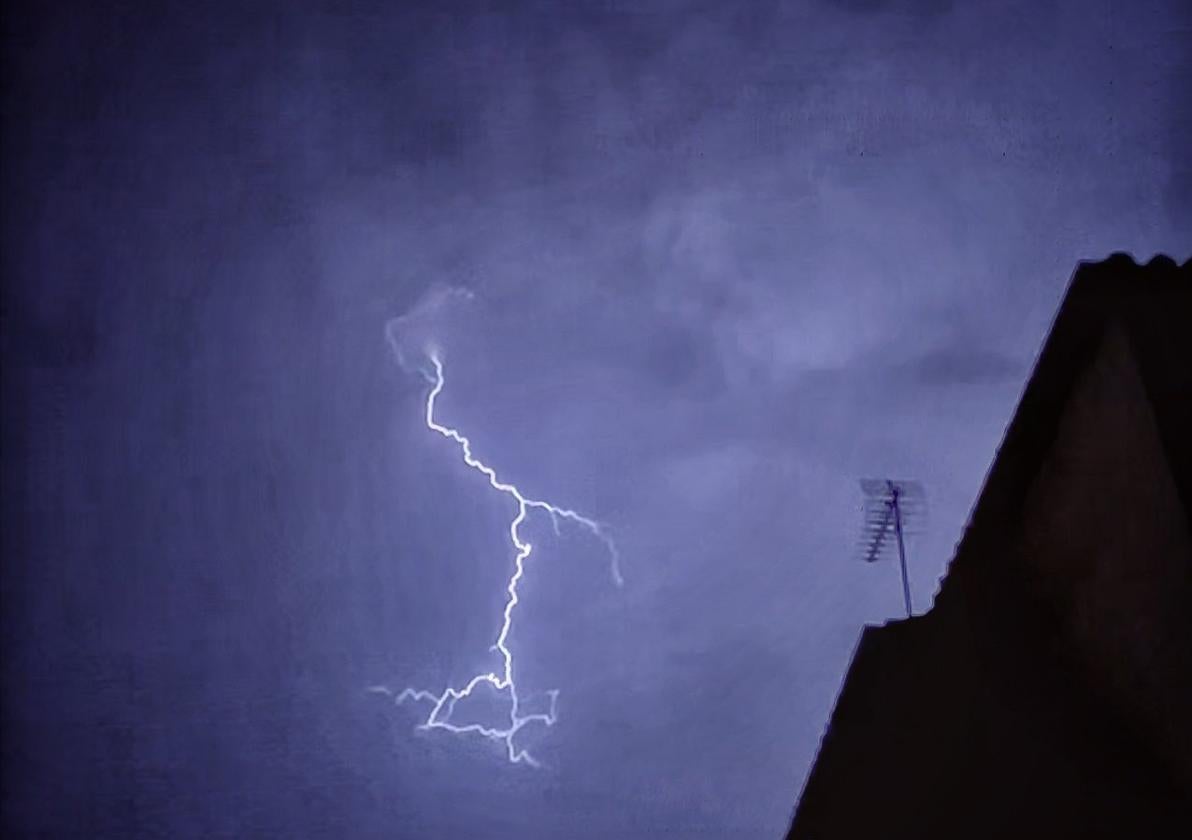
[371,352,621,767]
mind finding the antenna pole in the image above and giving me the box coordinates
[889,481,913,618]
[858,477,923,619]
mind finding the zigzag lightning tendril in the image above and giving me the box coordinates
[370,353,621,767]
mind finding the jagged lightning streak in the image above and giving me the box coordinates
[371,352,622,767]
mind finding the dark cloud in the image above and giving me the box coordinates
[821,0,953,16]
[1163,6,1192,227]
[902,345,1027,386]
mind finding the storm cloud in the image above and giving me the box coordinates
[3,0,1189,837]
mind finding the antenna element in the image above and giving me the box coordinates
[858,479,925,619]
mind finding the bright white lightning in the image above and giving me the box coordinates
[372,352,622,767]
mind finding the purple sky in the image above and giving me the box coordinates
[3,1,1189,837]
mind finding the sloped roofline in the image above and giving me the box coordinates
[936,253,1191,604]
[789,253,1191,838]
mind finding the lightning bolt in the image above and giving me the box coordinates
[371,352,622,767]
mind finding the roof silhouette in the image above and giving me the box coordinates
[788,254,1192,839]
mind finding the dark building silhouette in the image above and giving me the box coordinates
[788,254,1192,839]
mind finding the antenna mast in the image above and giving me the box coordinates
[859,479,925,619]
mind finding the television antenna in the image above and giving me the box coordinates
[858,479,925,619]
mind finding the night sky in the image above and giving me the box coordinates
[3,1,1189,837]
